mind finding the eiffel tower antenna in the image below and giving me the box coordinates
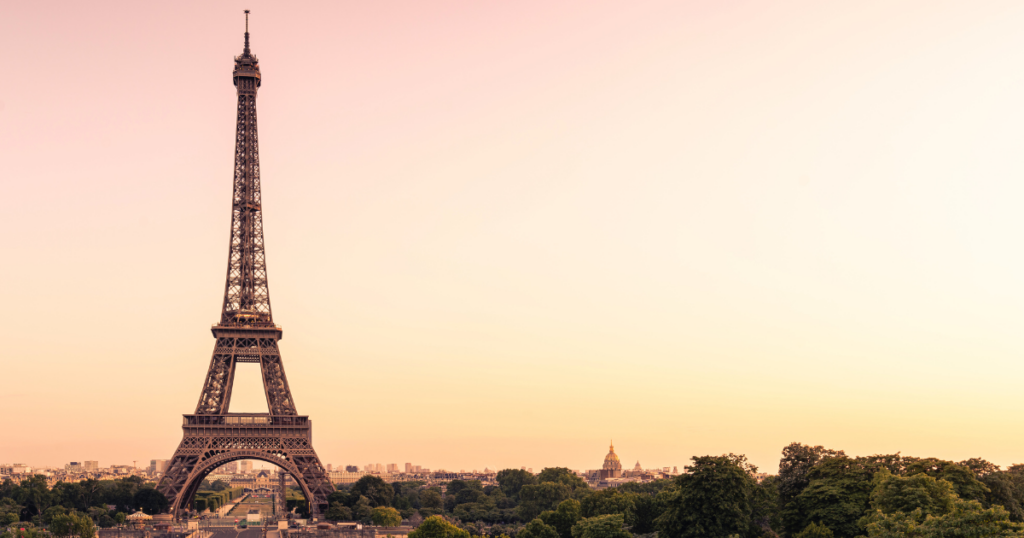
[157,13,333,519]
[244,10,250,55]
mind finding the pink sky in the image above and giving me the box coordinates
[4,1,1024,474]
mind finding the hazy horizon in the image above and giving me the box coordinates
[4,1,1024,475]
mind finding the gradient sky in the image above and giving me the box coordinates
[3,1,1024,475]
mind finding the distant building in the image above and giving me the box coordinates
[600,442,622,479]
[345,465,359,472]
[83,461,99,472]
[66,462,83,473]
[387,463,398,473]
[150,459,169,475]
[239,461,253,474]
[326,464,332,472]
[329,471,366,485]
[405,463,413,473]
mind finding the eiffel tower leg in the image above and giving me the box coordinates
[157,416,334,519]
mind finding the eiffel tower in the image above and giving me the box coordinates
[157,12,333,518]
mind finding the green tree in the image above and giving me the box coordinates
[407,515,471,538]
[421,490,443,511]
[353,496,374,521]
[372,507,402,527]
[778,444,846,509]
[536,469,588,495]
[496,470,537,500]
[0,513,19,526]
[210,480,229,492]
[97,515,116,528]
[540,499,582,538]
[864,499,1024,538]
[48,513,94,538]
[114,512,126,525]
[40,507,67,526]
[519,518,559,538]
[14,477,53,520]
[868,470,956,519]
[325,503,353,521]
[571,514,631,538]
[132,488,168,515]
[796,522,834,538]
[580,489,636,526]
[901,459,990,503]
[630,489,675,535]
[519,483,572,521]
[352,476,395,508]
[657,455,760,538]
[783,456,877,538]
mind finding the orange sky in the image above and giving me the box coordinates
[3,1,1024,474]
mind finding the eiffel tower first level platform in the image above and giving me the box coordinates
[157,12,333,518]
[158,413,332,517]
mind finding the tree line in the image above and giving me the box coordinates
[326,443,1024,538]
[0,475,169,536]
[9,442,1024,538]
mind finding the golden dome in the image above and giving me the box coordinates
[602,440,622,471]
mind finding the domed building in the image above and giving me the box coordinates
[634,461,642,472]
[600,441,623,479]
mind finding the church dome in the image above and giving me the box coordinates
[602,441,622,471]
[634,461,642,471]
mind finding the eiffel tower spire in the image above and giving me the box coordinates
[157,12,333,518]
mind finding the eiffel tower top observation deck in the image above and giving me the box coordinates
[221,9,273,331]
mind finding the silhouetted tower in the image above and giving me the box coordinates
[157,11,333,518]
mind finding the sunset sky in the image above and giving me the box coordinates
[4,1,1024,474]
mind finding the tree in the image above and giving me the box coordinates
[407,515,470,538]
[540,499,582,538]
[372,507,402,527]
[536,469,588,494]
[210,480,229,492]
[571,514,631,538]
[0,512,18,526]
[630,489,674,535]
[48,513,94,538]
[868,470,956,519]
[783,456,877,538]
[39,507,66,526]
[863,499,1024,538]
[778,444,846,509]
[496,470,537,500]
[796,522,834,538]
[657,455,760,538]
[114,512,126,525]
[353,496,374,521]
[325,504,353,521]
[421,490,443,511]
[519,483,572,521]
[14,477,53,520]
[519,519,559,538]
[97,515,116,529]
[132,488,168,515]
[352,476,395,508]
[580,489,636,526]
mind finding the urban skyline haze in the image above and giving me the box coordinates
[3,1,1024,474]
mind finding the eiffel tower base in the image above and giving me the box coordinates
[157,414,333,519]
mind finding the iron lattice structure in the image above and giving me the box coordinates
[157,13,333,518]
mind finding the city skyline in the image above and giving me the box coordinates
[5,0,1024,476]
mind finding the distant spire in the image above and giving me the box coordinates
[243,10,251,55]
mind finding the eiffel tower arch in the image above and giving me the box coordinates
[157,12,333,518]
